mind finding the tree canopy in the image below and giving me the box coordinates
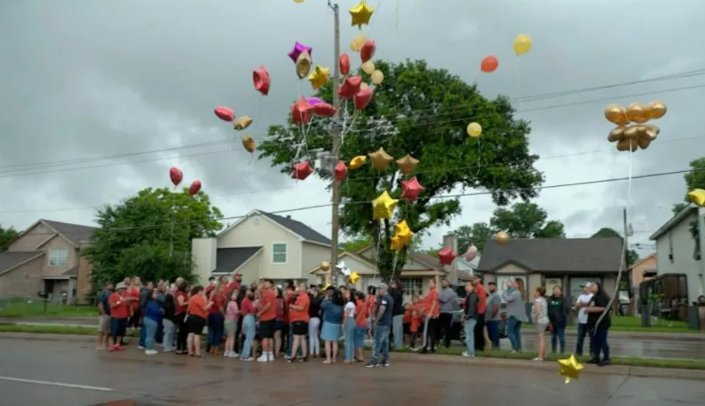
[83,187,223,289]
[451,222,494,253]
[0,224,19,251]
[590,227,638,266]
[490,202,565,239]
[258,60,543,280]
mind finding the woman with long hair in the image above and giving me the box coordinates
[239,288,256,361]
[547,285,570,354]
[308,286,322,357]
[174,281,189,355]
[187,285,212,357]
[532,286,549,361]
[161,284,176,353]
[342,288,357,364]
[320,288,344,364]
[502,278,528,353]
[142,289,162,355]
[585,281,612,366]
[224,289,240,358]
[206,284,226,355]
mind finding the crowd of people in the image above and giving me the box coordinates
[95,272,612,367]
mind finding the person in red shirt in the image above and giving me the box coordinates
[228,271,243,294]
[174,281,189,354]
[365,286,377,339]
[408,295,422,349]
[128,277,142,332]
[207,284,226,355]
[204,277,217,296]
[421,279,440,354]
[288,282,310,362]
[354,291,368,362]
[187,285,213,357]
[108,282,133,352]
[239,288,256,361]
[472,275,488,352]
[256,279,277,362]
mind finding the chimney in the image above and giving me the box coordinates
[442,234,459,285]
[286,215,292,219]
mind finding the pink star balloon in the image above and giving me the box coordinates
[292,161,314,180]
[438,247,457,265]
[401,176,425,201]
[288,41,313,63]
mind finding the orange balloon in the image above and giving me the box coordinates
[481,55,499,73]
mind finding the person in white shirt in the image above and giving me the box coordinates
[574,282,594,356]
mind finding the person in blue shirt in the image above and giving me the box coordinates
[366,283,394,368]
[320,288,344,364]
[142,290,163,355]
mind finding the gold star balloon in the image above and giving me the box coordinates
[233,116,253,130]
[349,271,360,284]
[396,154,419,174]
[394,220,414,246]
[390,235,403,252]
[350,1,375,29]
[350,155,367,169]
[558,355,584,384]
[308,65,330,90]
[687,189,705,207]
[368,147,393,171]
[372,191,398,220]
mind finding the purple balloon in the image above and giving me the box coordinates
[287,41,313,63]
[307,97,324,106]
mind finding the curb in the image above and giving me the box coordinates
[2,332,705,380]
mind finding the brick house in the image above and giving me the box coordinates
[0,219,96,304]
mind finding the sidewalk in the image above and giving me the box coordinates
[2,332,704,381]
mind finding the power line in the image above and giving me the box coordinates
[8,167,701,237]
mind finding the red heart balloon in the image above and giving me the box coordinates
[189,180,202,196]
[339,53,351,76]
[311,102,337,117]
[214,106,235,122]
[169,167,183,187]
[337,76,362,99]
[253,66,271,96]
[353,87,373,110]
[360,40,376,63]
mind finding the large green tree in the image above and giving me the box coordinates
[452,222,494,252]
[0,224,19,251]
[258,60,543,280]
[83,187,223,288]
[590,227,638,266]
[490,202,566,238]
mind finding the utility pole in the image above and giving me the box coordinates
[622,206,632,316]
[328,0,342,286]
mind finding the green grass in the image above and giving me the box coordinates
[0,324,137,336]
[610,316,692,332]
[0,301,98,318]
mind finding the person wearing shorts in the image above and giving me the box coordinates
[108,282,131,352]
[256,280,277,362]
[187,285,211,357]
[96,282,113,350]
[288,282,310,362]
[532,287,550,361]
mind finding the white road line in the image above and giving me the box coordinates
[0,376,113,392]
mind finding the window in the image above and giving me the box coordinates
[48,249,68,267]
[401,278,423,297]
[272,243,287,263]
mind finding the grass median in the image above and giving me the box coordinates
[2,324,704,371]
[0,301,97,318]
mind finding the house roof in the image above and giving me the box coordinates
[629,253,657,270]
[307,247,445,274]
[213,247,262,274]
[259,211,331,246]
[0,251,45,275]
[649,204,698,241]
[477,238,624,273]
[42,219,96,247]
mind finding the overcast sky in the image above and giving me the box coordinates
[1,0,704,255]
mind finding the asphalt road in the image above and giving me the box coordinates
[1,338,705,406]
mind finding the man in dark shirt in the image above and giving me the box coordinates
[389,280,404,349]
[366,283,394,368]
[586,282,612,366]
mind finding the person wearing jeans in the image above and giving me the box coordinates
[161,289,176,352]
[547,285,571,354]
[142,290,162,355]
[437,279,458,348]
[462,281,478,357]
[485,282,501,349]
[366,283,394,368]
[502,278,528,352]
[240,289,257,361]
[389,281,405,349]
[343,291,357,363]
[585,281,612,367]
[574,283,593,356]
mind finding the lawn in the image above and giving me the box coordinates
[0,300,97,318]
[607,316,692,333]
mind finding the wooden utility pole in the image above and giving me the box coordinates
[328,0,342,285]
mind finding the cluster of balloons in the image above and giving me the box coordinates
[479,33,532,74]
[604,101,667,152]
[318,260,360,285]
[169,167,202,197]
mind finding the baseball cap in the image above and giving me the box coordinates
[378,283,389,290]
[115,282,127,290]
[581,282,593,288]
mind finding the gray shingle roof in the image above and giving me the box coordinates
[260,211,331,245]
[42,220,96,246]
[213,247,262,274]
[0,251,44,274]
[477,238,624,273]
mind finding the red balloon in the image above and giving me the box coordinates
[334,160,348,182]
[169,167,183,187]
[189,180,202,196]
[339,53,351,76]
[400,176,424,201]
[337,76,362,99]
[481,55,499,73]
[292,161,313,180]
[438,247,457,265]
[360,40,376,63]
[253,65,271,96]
[214,106,235,122]
[311,102,337,117]
[353,87,373,110]
[290,97,312,124]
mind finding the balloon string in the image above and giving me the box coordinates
[474,138,482,178]
[395,0,400,31]
[342,110,360,145]
[374,221,383,278]
[513,58,524,109]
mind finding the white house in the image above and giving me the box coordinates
[649,203,705,303]
[191,210,331,286]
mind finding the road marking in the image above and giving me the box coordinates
[0,376,113,392]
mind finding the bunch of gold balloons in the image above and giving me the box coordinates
[604,101,667,152]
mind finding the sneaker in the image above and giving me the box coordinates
[108,346,117,352]
[138,346,145,350]
[97,346,105,351]
[116,346,126,351]
[365,360,379,368]
[257,355,268,363]
[223,351,230,357]
[381,360,390,367]
[228,352,239,358]
[268,353,275,362]
[461,352,475,358]
[242,357,254,362]
[532,357,543,361]
[145,350,157,355]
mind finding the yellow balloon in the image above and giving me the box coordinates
[241,134,256,153]
[320,261,331,271]
[646,100,667,119]
[362,61,376,75]
[351,33,366,52]
[467,122,482,138]
[308,65,330,90]
[368,147,393,170]
[626,102,649,124]
[495,231,509,245]
[294,0,305,2]
[349,271,360,284]
[360,82,370,90]
[371,70,384,85]
[687,189,705,207]
[513,34,532,55]
[233,116,253,131]
[372,191,398,220]
[349,155,367,169]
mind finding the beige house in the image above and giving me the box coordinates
[0,219,96,304]
[191,210,331,286]
[477,237,624,302]
[630,253,657,288]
